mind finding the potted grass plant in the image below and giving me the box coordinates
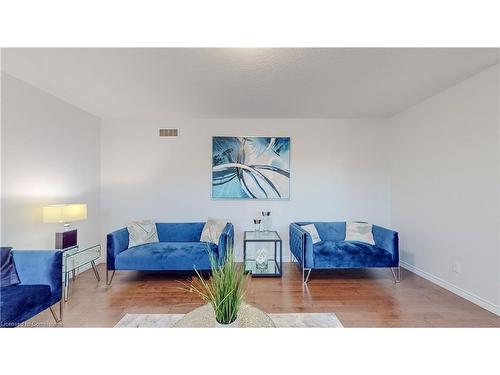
[184,242,248,327]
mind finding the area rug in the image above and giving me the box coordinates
[114,312,343,328]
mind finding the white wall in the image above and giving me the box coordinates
[390,64,500,314]
[100,118,391,260]
[1,74,101,250]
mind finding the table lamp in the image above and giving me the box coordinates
[43,203,87,249]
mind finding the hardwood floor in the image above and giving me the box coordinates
[26,263,500,327]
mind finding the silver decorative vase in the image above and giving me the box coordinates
[261,211,271,231]
[256,248,268,270]
[253,218,262,232]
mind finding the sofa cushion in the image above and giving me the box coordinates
[200,218,227,244]
[0,284,52,327]
[313,240,393,269]
[115,242,218,271]
[345,222,375,245]
[127,220,159,248]
[301,224,321,244]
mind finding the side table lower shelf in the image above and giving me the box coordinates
[244,259,281,277]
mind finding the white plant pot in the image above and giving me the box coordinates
[215,316,240,328]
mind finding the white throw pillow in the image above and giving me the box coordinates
[301,224,321,244]
[345,222,375,245]
[127,220,159,248]
[200,218,228,245]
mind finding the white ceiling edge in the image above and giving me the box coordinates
[386,61,500,119]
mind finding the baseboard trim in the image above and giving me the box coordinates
[400,261,500,316]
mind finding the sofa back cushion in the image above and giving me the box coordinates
[296,222,346,241]
[156,222,206,242]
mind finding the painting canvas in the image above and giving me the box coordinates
[212,136,290,199]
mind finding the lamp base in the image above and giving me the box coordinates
[55,229,77,249]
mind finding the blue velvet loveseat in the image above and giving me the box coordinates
[289,222,399,283]
[1,250,63,328]
[106,222,234,284]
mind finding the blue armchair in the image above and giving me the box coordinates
[1,250,63,327]
[290,222,399,283]
[106,222,234,285]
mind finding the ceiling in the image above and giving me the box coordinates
[2,48,499,118]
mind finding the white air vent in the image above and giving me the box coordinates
[159,128,179,137]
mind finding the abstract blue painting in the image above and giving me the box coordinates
[212,136,290,199]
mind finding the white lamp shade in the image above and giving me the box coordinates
[43,204,87,223]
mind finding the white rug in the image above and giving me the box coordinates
[269,313,343,328]
[115,314,185,328]
[115,312,343,328]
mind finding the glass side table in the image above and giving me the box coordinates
[63,244,101,301]
[243,231,282,277]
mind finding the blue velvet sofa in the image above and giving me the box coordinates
[106,222,234,284]
[289,222,399,283]
[0,250,63,327]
